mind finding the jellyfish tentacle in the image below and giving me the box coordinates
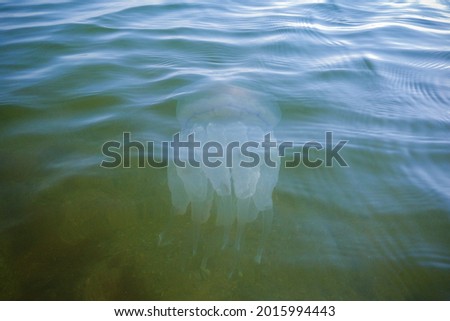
[161,160,190,246]
[255,208,274,264]
[191,182,214,255]
[216,194,235,249]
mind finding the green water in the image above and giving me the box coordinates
[0,0,449,300]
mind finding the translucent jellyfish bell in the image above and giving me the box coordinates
[164,83,280,270]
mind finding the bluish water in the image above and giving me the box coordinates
[0,0,449,300]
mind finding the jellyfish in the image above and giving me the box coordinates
[162,83,280,272]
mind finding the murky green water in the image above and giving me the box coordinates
[1,0,449,300]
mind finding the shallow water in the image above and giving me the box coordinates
[0,0,449,300]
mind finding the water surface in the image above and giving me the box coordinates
[0,0,449,300]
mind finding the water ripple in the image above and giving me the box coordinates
[1,0,449,299]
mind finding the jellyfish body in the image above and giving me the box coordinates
[166,84,280,265]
